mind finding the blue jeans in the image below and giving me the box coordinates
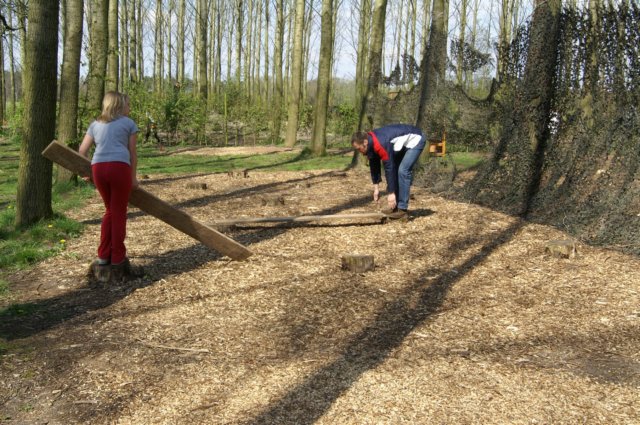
[394,137,426,210]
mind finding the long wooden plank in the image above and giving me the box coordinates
[42,140,252,260]
[212,212,387,227]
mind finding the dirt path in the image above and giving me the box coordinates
[1,169,639,424]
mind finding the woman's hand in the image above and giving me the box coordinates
[387,193,397,210]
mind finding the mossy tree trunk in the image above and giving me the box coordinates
[16,0,59,227]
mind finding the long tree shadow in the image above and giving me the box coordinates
[0,190,375,341]
[245,219,525,425]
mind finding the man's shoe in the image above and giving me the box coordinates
[387,209,408,220]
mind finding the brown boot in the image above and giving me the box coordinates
[111,258,145,283]
[88,260,111,284]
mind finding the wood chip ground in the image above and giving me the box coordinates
[1,167,639,424]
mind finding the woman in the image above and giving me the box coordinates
[79,91,142,282]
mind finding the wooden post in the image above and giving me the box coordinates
[42,140,253,260]
[341,255,375,272]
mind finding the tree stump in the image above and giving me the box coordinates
[545,239,577,258]
[186,182,207,190]
[341,254,375,272]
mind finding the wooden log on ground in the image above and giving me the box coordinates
[42,140,252,260]
[211,212,387,227]
[341,254,375,272]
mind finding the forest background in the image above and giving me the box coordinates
[0,0,638,260]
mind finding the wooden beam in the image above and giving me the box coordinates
[211,212,387,227]
[42,140,252,260]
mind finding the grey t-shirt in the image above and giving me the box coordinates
[87,116,139,165]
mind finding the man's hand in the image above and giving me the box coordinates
[373,184,380,202]
[387,193,397,210]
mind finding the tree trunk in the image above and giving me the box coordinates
[197,0,208,99]
[87,0,109,116]
[106,0,119,91]
[16,0,59,227]
[456,0,468,86]
[270,0,285,143]
[154,0,163,93]
[355,0,371,130]
[310,0,334,157]
[356,0,388,131]
[263,2,270,101]
[284,0,306,148]
[496,0,514,82]
[128,0,137,81]
[416,0,448,128]
[57,0,84,183]
[136,0,143,81]
[120,0,129,86]
[235,0,244,85]
[7,7,17,115]
[176,0,185,85]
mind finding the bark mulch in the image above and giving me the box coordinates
[1,168,639,424]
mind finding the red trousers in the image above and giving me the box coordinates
[92,162,132,264]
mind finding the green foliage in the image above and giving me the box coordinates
[330,103,358,136]
[4,103,24,136]
[298,103,314,130]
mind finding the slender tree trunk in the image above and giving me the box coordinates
[284,0,306,147]
[177,0,185,85]
[235,0,244,85]
[57,0,84,183]
[456,0,468,85]
[87,0,109,116]
[302,0,314,104]
[245,0,254,99]
[136,0,144,81]
[354,0,371,130]
[154,0,163,93]
[198,0,208,99]
[0,35,5,124]
[311,0,334,156]
[120,0,129,86]
[16,0,59,227]
[106,0,119,91]
[263,2,270,101]
[130,0,139,82]
[271,0,285,143]
[496,0,513,82]
[7,8,17,115]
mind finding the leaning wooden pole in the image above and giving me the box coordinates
[42,140,252,260]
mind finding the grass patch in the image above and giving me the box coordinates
[450,151,487,171]
[137,147,352,175]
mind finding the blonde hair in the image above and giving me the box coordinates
[97,91,124,122]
